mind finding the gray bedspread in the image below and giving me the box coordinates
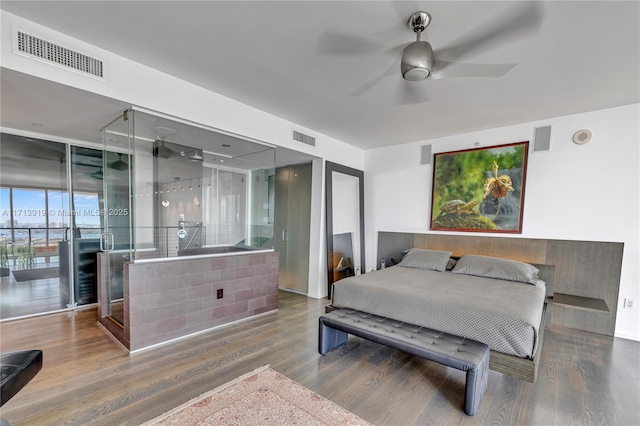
[331,266,546,358]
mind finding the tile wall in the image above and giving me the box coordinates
[98,252,279,351]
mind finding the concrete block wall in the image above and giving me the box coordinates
[99,251,279,351]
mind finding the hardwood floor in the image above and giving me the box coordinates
[0,273,67,320]
[1,290,638,425]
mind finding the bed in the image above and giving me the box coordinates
[330,249,552,382]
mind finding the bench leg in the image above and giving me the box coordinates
[318,320,348,355]
[463,349,490,416]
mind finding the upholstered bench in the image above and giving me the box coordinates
[1,350,43,407]
[318,309,489,416]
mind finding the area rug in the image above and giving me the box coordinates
[11,267,59,282]
[144,365,371,425]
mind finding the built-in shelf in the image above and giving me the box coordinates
[552,293,610,313]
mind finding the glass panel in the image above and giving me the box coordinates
[217,169,244,246]
[72,191,101,238]
[103,152,132,252]
[125,109,275,260]
[0,133,71,319]
[0,187,10,243]
[243,149,275,249]
[132,128,154,255]
[47,190,70,245]
[69,146,104,307]
[101,112,133,325]
[11,188,46,261]
[247,168,275,249]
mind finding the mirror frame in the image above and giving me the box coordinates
[325,161,365,298]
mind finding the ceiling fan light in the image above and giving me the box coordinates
[401,41,434,81]
[403,67,430,81]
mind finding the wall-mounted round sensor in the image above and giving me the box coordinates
[161,200,170,207]
[573,129,592,145]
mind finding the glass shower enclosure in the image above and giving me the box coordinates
[100,108,276,324]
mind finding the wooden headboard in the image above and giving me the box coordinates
[377,231,623,336]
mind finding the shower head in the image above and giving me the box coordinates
[189,152,204,162]
[181,150,204,162]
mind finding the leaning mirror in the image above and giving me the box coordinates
[325,161,364,298]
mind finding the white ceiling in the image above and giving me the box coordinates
[1,1,638,150]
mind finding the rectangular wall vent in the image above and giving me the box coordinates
[14,30,104,79]
[292,130,316,147]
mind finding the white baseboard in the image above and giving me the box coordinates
[614,332,640,342]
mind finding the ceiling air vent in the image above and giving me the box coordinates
[292,130,316,147]
[13,29,104,79]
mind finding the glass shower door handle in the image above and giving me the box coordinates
[281,230,288,242]
[100,232,115,252]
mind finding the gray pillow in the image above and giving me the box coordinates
[451,255,539,284]
[397,248,453,272]
[446,257,457,271]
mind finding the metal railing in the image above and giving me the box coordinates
[0,224,263,263]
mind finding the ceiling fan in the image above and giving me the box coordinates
[401,11,436,81]
[108,153,128,171]
[89,168,104,180]
[317,2,544,103]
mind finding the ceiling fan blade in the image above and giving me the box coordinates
[316,30,386,56]
[351,74,388,97]
[109,160,128,171]
[350,50,404,97]
[436,1,544,62]
[82,168,103,180]
[108,153,128,171]
[432,60,517,79]
[395,79,430,105]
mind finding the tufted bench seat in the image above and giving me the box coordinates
[318,309,489,416]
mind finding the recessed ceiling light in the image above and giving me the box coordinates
[221,144,231,147]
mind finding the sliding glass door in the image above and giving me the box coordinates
[0,134,72,318]
[0,132,133,320]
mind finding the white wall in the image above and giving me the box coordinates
[1,11,365,299]
[364,104,640,341]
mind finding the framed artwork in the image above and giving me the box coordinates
[430,141,529,233]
